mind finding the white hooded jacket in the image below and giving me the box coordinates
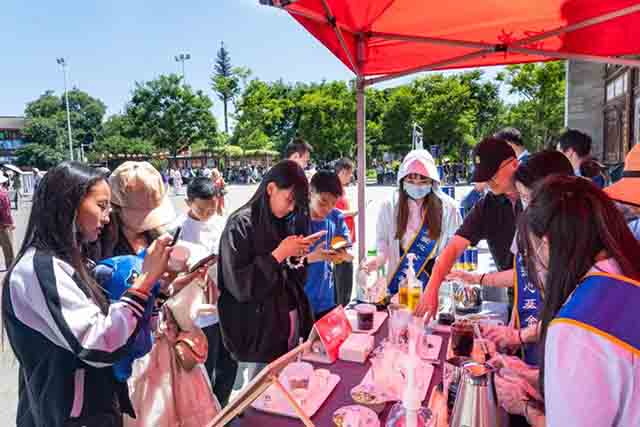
[375,150,462,281]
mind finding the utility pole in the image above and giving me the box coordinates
[56,57,73,160]
[174,53,191,84]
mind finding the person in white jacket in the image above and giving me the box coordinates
[363,150,462,297]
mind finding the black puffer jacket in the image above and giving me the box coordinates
[217,206,314,363]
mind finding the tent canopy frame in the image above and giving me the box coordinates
[264,0,640,260]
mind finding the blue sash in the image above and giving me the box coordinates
[387,215,437,294]
[553,274,640,354]
[513,253,542,366]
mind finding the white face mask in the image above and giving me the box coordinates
[404,182,432,200]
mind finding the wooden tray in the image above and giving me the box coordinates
[251,373,341,418]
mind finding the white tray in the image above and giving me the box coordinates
[251,373,341,418]
[345,310,388,335]
[352,359,434,403]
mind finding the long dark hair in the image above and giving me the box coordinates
[5,162,110,312]
[235,160,310,240]
[518,175,640,395]
[396,179,442,241]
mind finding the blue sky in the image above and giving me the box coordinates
[3,0,509,127]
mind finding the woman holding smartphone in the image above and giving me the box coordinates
[218,160,319,380]
[2,162,171,427]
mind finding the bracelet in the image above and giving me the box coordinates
[285,256,306,270]
[479,273,486,285]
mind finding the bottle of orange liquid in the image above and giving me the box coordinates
[404,253,422,311]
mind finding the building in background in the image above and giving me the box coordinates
[566,60,640,169]
[0,116,26,163]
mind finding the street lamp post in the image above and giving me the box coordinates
[56,57,74,161]
[174,53,191,83]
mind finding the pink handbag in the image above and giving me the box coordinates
[123,307,220,427]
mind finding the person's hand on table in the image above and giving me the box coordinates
[446,270,481,284]
[481,324,521,351]
[414,285,438,319]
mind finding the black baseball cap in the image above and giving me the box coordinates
[471,137,517,182]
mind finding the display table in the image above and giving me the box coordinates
[231,318,450,426]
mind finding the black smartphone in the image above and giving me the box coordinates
[170,226,182,247]
[188,254,219,274]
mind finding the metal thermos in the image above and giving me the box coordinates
[450,362,501,427]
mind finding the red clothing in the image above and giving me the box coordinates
[335,195,355,243]
[0,188,13,226]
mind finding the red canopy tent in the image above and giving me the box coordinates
[261,0,640,259]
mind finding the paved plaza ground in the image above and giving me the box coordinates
[0,183,480,424]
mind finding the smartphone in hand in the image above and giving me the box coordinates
[303,230,328,242]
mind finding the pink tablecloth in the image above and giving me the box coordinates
[234,319,450,426]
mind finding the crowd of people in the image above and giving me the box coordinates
[1,126,639,427]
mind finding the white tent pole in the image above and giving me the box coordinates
[356,75,367,262]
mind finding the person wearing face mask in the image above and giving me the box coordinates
[217,161,320,382]
[494,176,640,427]
[415,137,522,318]
[362,150,461,296]
[447,151,574,365]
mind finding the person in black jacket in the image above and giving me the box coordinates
[2,162,171,427]
[218,160,319,381]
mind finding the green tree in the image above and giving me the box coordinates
[23,89,107,150]
[497,61,566,149]
[15,143,65,169]
[411,74,478,161]
[22,117,60,148]
[295,81,355,160]
[232,79,299,153]
[126,74,219,157]
[380,85,415,154]
[210,42,250,133]
[458,71,504,140]
[89,135,155,160]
